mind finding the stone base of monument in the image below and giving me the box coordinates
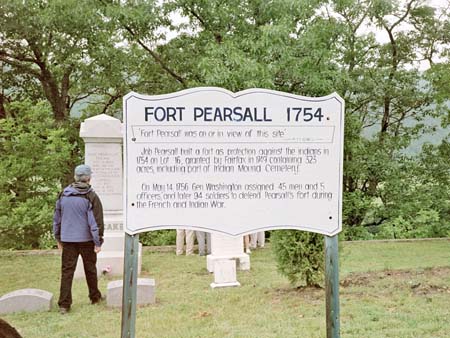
[207,233,250,273]
[0,289,53,314]
[74,242,142,278]
[106,278,155,308]
[210,259,240,289]
[207,254,250,273]
[101,232,125,251]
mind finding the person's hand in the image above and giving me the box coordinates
[94,246,101,253]
[57,242,63,250]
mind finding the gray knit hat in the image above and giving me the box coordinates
[74,164,92,182]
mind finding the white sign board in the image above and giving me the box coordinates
[124,87,344,236]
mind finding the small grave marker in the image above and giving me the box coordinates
[0,289,53,314]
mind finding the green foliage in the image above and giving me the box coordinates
[342,225,374,241]
[362,139,450,240]
[271,230,324,287]
[139,230,177,246]
[0,0,132,120]
[377,210,450,240]
[0,197,55,249]
[39,230,58,250]
[0,100,75,249]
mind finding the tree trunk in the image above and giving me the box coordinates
[0,93,6,119]
[35,56,69,121]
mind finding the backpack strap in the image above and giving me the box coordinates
[57,190,96,206]
[85,191,96,206]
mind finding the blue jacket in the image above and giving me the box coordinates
[53,183,103,247]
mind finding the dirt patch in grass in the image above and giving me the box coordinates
[341,266,450,296]
[265,266,450,302]
[410,281,450,296]
[271,285,324,305]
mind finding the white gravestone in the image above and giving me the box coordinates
[207,233,250,273]
[106,278,155,308]
[210,259,240,289]
[75,114,142,278]
[0,289,53,314]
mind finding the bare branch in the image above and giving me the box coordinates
[123,25,186,87]
[184,6,222,43]
[100,92,121,115]
[0,51,41,78]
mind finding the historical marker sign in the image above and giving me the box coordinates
[122,87,345,338]
[124,87,344,236]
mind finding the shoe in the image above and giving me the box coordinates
[91,295,105,305]
[245,248,251,254]
[59,307,69,314]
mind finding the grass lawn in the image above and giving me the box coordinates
[0,239,449,338]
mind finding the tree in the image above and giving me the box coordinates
[328,0,450,235]
[0,0,131,120]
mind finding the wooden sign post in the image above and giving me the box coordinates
[325,235,340,338]
[121,233,139,338]
[121,88,344,338]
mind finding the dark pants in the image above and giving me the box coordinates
[58,241,101,309]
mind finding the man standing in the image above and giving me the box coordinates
[195,231,211,256]
[250,231,265,250]
[53,164,104,314]
[176,229,195,255]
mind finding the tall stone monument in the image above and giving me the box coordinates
[75,114,141,278]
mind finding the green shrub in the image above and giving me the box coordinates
[271,230,324,287]
[0,196,55,249]
[39,230,58,250]
[139,230,177,246]
[0,100,76,249]
[342,225,375,240]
